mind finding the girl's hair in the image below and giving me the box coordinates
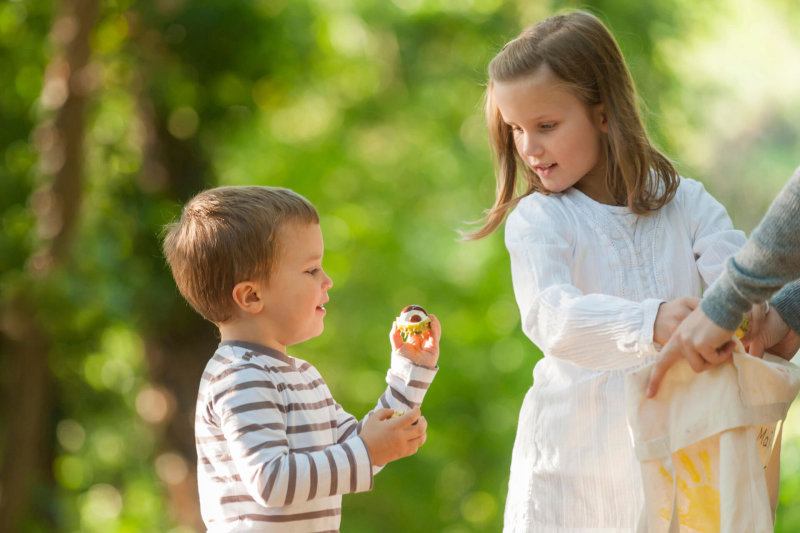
[465,10,678,240]
[162,186,319,324]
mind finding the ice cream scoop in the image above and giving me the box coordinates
[396,305,431,337]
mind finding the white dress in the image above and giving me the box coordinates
[502,178,745,532]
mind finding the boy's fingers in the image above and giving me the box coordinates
[407,431,427,449]
[389,322,403,350]
[407,415,427,436]
[428,314,441,341]
[374,408,396,421]
[391,407,421,427]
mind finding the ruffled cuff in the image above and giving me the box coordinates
[634,298,664,356]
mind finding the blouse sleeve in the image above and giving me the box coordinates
[680,178,746,289]
[505,197,663,371]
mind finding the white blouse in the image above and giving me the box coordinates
[502,178,745,532]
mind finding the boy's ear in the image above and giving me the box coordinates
[231,280,265,314]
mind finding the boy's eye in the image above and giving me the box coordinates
[540,122,556,130]
[306,268,320,275]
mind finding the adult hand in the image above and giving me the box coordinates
[748,309,800,361]
[645,306,736,398]
[740,302,768,356]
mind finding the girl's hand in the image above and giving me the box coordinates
[739,302,769,356]
[390,314,441,368]
[653,297,700,346]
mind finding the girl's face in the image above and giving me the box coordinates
[493,64,610,203]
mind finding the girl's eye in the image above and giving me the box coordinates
[509,125,523,134]
[540,122,556,130]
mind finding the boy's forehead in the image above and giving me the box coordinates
[276,220,323,259]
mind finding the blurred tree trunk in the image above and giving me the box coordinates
[132,25,215,529]
[0,0,98,529]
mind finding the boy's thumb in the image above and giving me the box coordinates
[374,408,395,420]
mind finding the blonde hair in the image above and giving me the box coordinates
[465,10,678,240]
[162,186,319,324]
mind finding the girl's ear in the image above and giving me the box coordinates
[595,103,608,133]
[231,280,264,314]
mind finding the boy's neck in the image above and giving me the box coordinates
[218,318,286,354]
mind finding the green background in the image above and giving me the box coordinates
[1,0,800,531]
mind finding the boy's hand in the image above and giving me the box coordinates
[359,408,427,467]
[653,297,700,346]
[390,314,441,367]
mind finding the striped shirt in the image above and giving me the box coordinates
[196,340,438,532]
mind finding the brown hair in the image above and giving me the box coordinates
[162,186,319,324]
[465,10,678,240]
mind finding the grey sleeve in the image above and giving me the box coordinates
[701,165,800,330]
[772,280,800,335]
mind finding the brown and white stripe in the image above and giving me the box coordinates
[196,340,437,532]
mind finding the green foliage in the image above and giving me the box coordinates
[2,0,800,531]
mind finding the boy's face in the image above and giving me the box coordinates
[259,221,332,352]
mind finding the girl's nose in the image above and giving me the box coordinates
[520,133,543,158]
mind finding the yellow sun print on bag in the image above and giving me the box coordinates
[658,448,720,532]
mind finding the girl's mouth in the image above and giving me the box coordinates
[536,163,557,177]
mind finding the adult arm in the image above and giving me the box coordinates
[701,166,800,330]
[772,280,800,335]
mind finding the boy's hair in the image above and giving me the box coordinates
[466,10,679,240]
[162,186,319,324]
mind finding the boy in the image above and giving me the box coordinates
[162,186,440,532]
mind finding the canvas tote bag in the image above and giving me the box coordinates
[626,346,800,533]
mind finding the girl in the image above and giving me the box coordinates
[466,10,765,531]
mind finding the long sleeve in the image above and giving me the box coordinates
[500,180,744,530]
[702,166,800,330]
[505,180,744,371]
[772,281,800,334]
[213,362,373,508]
[682,178,748,288]
[197,342,437,531]
[505,196,663,371]
[337,352,438,475]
